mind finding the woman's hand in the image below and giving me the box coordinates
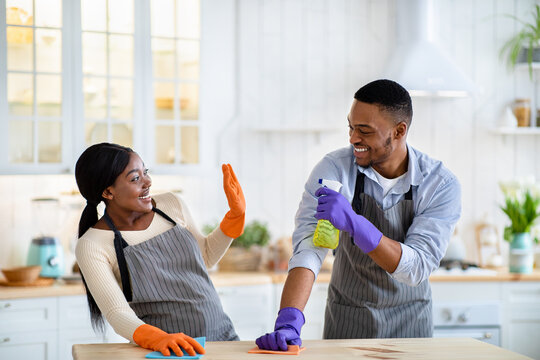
[133,324,205,356]
[220,164,246,238]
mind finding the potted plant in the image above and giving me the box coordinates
[500,4,540,80]
[499,179,540,273]
[204,220,270,271]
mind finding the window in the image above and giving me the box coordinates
[81,0,135,148]
[151,0,200,165]
[5,0,64,166]
[1,0,201,173]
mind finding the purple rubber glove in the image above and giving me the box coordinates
[255,307,305,351]
[315,187,383,253]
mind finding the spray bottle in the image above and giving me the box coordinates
[313,179,343,249]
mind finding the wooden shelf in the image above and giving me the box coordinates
[516,62,540,70]
[491,127,540,135]
[247,126,343,133]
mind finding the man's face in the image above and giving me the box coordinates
[348,100,400,170]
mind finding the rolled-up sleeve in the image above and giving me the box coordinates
[288,157,338,276]
[391,175,461,286]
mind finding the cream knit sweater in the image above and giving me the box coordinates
[75,192,233,342]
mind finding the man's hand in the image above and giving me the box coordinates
[315,187,382,253]
[255,307,305,351]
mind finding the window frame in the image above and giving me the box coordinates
[0,0,205,175]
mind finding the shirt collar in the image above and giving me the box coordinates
[352,143,424,194]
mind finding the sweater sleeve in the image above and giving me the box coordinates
[75,231,144,342]
[173,194,234,268]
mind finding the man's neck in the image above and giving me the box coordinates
[372,143,408,179]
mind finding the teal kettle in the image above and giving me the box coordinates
[27,237,65,278]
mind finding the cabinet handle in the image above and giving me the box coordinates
[0,303,11,309]
[0,337,10,344]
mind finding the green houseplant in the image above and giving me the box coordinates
[499,180,540,242]
[500,4,540,79]
[499,179,540,273]
[203,220,270,271]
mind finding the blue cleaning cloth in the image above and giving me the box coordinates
[145,337,206,359]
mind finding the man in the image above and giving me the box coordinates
[256,79,461,350]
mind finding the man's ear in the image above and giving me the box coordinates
[102,187,113,201]
[394,121,408,139]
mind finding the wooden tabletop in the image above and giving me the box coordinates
[72,338,532,360]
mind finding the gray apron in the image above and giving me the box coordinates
[104,207,238,341]
[324,171,432,339]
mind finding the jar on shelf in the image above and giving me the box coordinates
[536,109,540,127]
[512,98,531,127]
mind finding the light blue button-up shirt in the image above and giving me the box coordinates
[289,144,461,286]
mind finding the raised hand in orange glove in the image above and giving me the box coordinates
[220,164,246,238]
[133,324,205,357]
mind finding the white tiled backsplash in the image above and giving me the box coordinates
[0,174,224,270]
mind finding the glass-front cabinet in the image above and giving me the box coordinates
[0,0,201,174]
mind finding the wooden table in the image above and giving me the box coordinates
[72,338,532,359]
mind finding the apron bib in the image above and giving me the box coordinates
[324,172,432,339]
[104,207,238,341]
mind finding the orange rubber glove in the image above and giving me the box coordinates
[219,164,246,238]
[133,324,205,357]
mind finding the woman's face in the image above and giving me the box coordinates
[104,153,153,214]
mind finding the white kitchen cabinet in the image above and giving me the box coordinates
[0,330,58,360]
[501,282,540,359]
[0,297,59,360]
[0,295,125,360]
[217,284,274,340]
[0,297,58,333]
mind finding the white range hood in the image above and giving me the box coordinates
[384,0,476,97]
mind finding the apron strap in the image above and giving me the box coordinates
[152,207,177,226]
[349,171,413,244]
[103,211,133,301]
[105,207,177,302]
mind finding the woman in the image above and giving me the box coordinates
[75,143,245,356]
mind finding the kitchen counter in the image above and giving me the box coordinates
[1,268,539,300]
[72,338,531,359]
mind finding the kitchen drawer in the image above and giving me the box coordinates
[58,328,105,360]
[217,284,274,339]
[0,297,58,333]
[218,284,274,320]
[0,329,57,360]
[58,295,93,329]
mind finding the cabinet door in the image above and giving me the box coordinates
[302,283,328,340]
[0,330,57,360]
[58,328,105,360]
[502,282,540,359]
[57,295,105,360]
[272,282,328,340]
[217,284,274,340]
[0,297,58,333]
[58,295,93,330]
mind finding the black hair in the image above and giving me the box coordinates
[74,142,134,333]
[354,79,413,127]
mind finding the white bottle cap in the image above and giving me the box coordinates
[319,179,342,192]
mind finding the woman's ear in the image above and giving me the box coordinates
[102,187,113,200]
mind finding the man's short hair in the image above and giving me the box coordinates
[354,79,413,127]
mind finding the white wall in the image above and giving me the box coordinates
[218,0,540,263]
[1,0,539,269]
